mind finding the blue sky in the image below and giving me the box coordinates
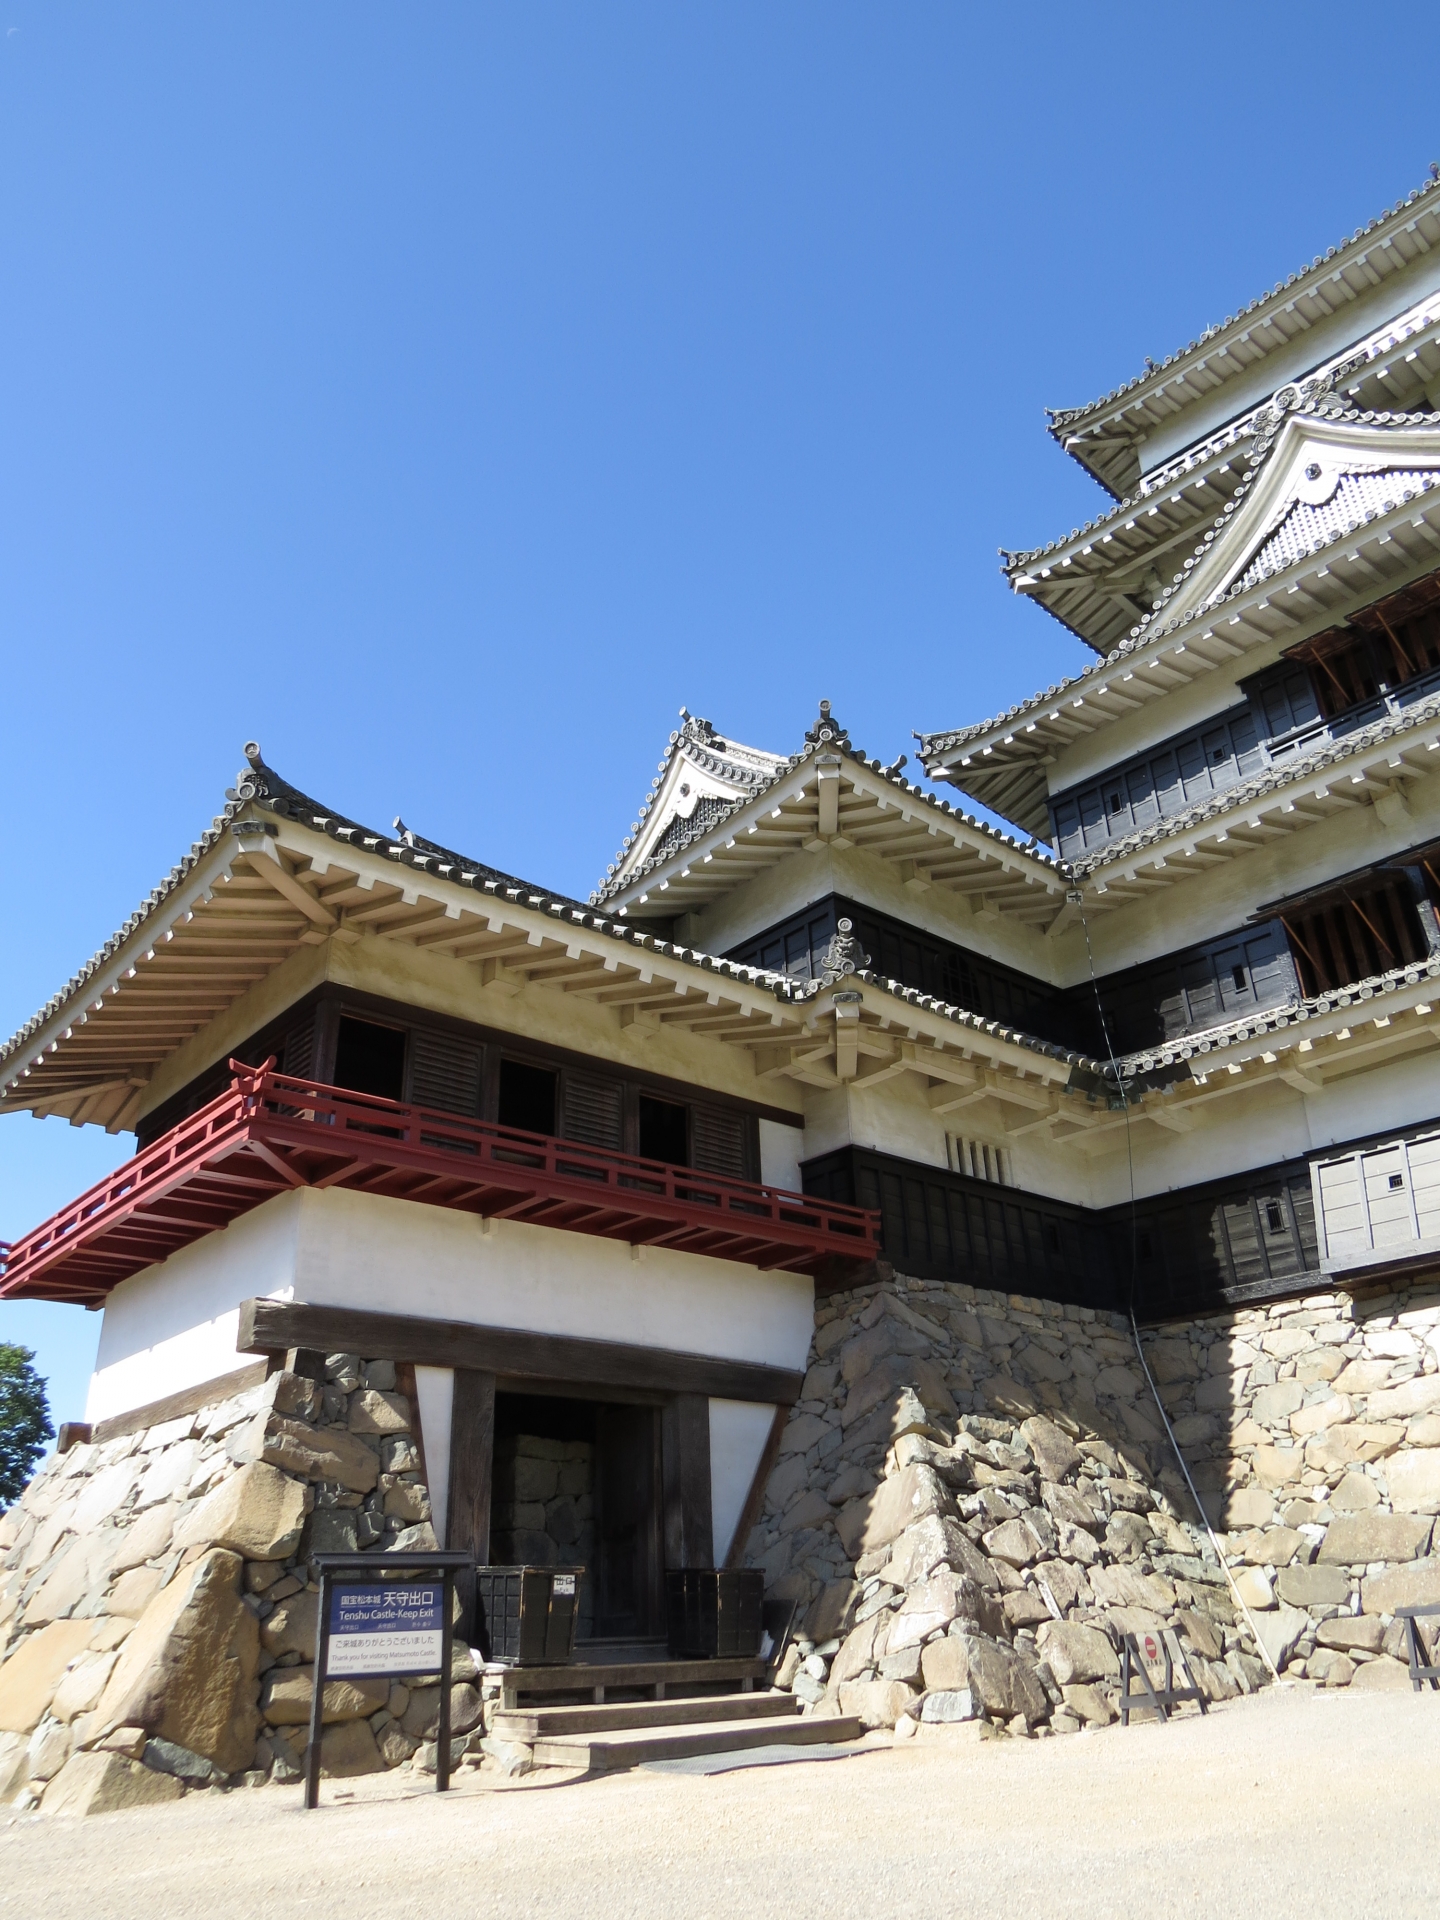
[2,3,1436,1433]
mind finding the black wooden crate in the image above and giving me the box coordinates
[474,1566,584,1665]
[665,1569,764,1659]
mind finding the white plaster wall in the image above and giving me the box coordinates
[85,1187,817,1426]
[758,1119,804,1192]
[291,1189,815,1370]
[86,1195,303,1424]
[708,1398,776,1565]
[414,1366,454,1542]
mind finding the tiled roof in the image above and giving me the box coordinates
[918,404,1440,760]
[594,704,1055,905]
[1049,173,1440,435]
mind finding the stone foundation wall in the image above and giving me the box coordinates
[747,1268,1440,1734]
[0,1353,488,1813]
[1144,1278,1440,1687]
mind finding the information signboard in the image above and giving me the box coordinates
[326,1584,445,1677]
[305,1550,472,1810]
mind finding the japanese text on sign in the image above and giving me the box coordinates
[327,1584,444,1677]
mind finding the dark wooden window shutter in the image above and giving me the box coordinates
[691,1102,754,1181]
[561,1069,626,1150]
[410,1028,484,1116]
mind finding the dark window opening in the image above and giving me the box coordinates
[1232,965,1247,993]
[1389,1173,1405,1191]
[1277,875,1429,996]
[333,1016,407,1101]
[639,1094,689,1167]
[498,1058,558,1136]
[1264,1201,1285,1234]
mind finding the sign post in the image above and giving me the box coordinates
[305,1549,473,1810]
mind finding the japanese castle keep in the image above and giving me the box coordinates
[4,174,1440,1804]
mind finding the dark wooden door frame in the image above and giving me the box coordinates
[238,1298,804,1405]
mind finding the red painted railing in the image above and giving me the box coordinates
[0,1062,880,1304]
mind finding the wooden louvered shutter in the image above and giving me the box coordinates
[690,1102,753,1181]
[561,1070,625,1150]
[410,1028,484,1115]
[281,1014,316,1081]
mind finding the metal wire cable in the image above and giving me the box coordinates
[1068,888,1282,1684]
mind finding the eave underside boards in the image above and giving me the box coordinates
[2,838,815,1127]
[929,498,1440,830]
[623,765,1065,929]
[1053,190,1440,497]
[2,862,325,1133]
[1010,447,1256,656]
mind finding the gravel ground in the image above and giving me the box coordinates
[3,1686,1435,1920]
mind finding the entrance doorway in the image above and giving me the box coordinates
[489,1391,663,1646]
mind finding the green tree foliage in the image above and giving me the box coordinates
[0,1345,53,1507]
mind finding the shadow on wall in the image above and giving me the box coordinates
[746,1271,1440,1734]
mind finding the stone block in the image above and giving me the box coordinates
[1252,1381,1304,1425]
[1276,1563,1350,1608]
[828,1614,885,1690]
[1036,1621,1118,1686]
[1251,1604,1308,1672]
[1361,1557,1440,1615]
[1094,1365,1141,1400]
[0,1619,96,1733]
[1290,1396,1353,1438]
[241,1413,379,1493]
[348,1390,409,1435]
[22,1533,112,1627]
[1232,1567,1275,1611]
[1318,1513,1433,1565]
[108,1567,166,1618]
[94,1549,259,1775]
[836,1678,917,1729]
[920,1688,977,1722]
[1018,1416,1080,1483]
[1306,1424,1404,1473]
[1387,1450,1440,1513]
[844,1464,947,1559]
[1252,1447,1305,1489]
[779,1490,832,1535]
[887,1570,983,1652]
[1315,1616,1384,1654]
[1368,1378,1440,1421]
[1329,1472,1380,1511]
[1310,1650,1355,1686]
[261,1590,318,1661]
[1002,1590,1053,1630]
[71,1462,141,1533]
[1060,1683,1113,1726]
[802,1580,855,1645]
[1349,1656,1414,1691]
[952,1633,1048,1726]
[1175,1611,1223,1661]
[1040,1481,1102,1533]
[982,1518,1039,1569]
[260,1667,388,1725]
[173,1463,308,1563]
[107,1503,180,1575]
[1409,1414,1440,1447]
[1244,1526,1303,1568]
[1223,1487,1276,1530]
[42,1750,183,1815]
[51,1650,119,1723]
[1332,1360,1395,1395]
[779,1414,830,1455]
[320,1718,385,1776]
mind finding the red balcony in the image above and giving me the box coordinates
[0,1063,881,1306]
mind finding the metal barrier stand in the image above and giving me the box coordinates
[304,1549,472,1811]
[1118,1629,1208,1727]
[1396,1603,1440,1692]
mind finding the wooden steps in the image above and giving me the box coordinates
[494,1690,801,1741]
[528,1709,866,1773]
